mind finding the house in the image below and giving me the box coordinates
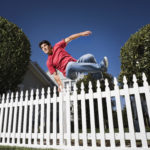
[18,61,57,92]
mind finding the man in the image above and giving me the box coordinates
[39,31,108,92]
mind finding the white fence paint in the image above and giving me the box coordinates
[0,73,150,150]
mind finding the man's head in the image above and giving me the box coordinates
[39,40,52,55]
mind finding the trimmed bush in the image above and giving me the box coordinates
[0,16,31,94]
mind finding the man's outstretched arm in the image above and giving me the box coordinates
[65,31,92,44]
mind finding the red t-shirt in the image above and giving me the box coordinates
[47,40,77,77]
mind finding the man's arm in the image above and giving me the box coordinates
[64,31,92,44]
[53,72,63,92]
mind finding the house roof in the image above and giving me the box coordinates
[29,61,57,87]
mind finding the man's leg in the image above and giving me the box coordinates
[66,54,108,80]
[77,53,97,63]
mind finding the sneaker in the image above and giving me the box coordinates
[100,56,108,72]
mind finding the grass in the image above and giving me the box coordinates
[0,146,57,150]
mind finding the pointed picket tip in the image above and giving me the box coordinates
[114,77,117,85]
[47,87,51,94]
[11,92,14,98]
[6,92,10,99]
[96,80,100,88]
[15,91,19,98]
[42,88,45,94]
[20,90,23,97]
[2,93,5,100]
[142,73,147,82]
[81,82,84,90]
[133,74,137,83]
[123,76,127,84]
[25,90,29,95]
[73,84,77,91]
[89,81,92,89]
[105,78,109,87]
[54,86,57,94]
[31,89,34,96]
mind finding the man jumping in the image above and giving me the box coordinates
[39,31,108,92]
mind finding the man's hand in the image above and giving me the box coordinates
[81,31,92,36]
[53,72,63,92]
[65,30,92,44]
[58,85,63,92]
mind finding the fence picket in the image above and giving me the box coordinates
[40,88,45,145]
[7,93,14,144]
[96,80,105,147]
[133,75,148,147]
[53,87,57,146]
[66,85,71,146]
[2,92,9,143]
[105,79,115,148]
[59,88,64,146]
[34,89,39,145]
[123,76,136,148]
[23,90,28,145]
[0,94,5,144]
[12,92,19,145]
[29,89,34,145]
[73,84,79,147]
[142,73,150,126]
[46,87,51,146]
[114,78,125,147]
[88,81,96,147]
[81,82,87,147]
[17,91,23,144]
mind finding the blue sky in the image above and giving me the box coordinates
[0,0,150,78]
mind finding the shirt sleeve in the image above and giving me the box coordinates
[55,39,67,49]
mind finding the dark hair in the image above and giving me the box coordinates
[39,40,51,48]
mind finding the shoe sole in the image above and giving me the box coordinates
[104,56,108,68]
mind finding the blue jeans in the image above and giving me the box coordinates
[66,54,103,80]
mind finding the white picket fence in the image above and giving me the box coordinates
[0,73,150,150]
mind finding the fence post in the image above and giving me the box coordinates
[17,91,23,145]
[133,75,148,148]
[66,85,71,146]
[46,87,51,146]
[142,73,150,126]
[40,88,45,146]
[23,90,28,145]
[89,81,96,147]
[105,79,115,148]
[3,92,9,143]
[53,87,57,146]
[29,89,34,146]
[12,92,19,145]
[73,84,79,147]
[96,80,105,147]
[81,82,87,147]
[123,76,136,148]
[34,89,39,145]
[0,94,5,144]
[114,78,125,147]
[7,93,14,144]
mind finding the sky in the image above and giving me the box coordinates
[0,0,150,78]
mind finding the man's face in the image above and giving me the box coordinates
[41,43,52,54]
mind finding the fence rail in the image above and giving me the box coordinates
[0,73,150,150]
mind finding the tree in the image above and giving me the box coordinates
[118,24,150,86]
[0,17,31,94]
[118,24,150,131]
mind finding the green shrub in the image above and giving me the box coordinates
[0,16,31,94]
